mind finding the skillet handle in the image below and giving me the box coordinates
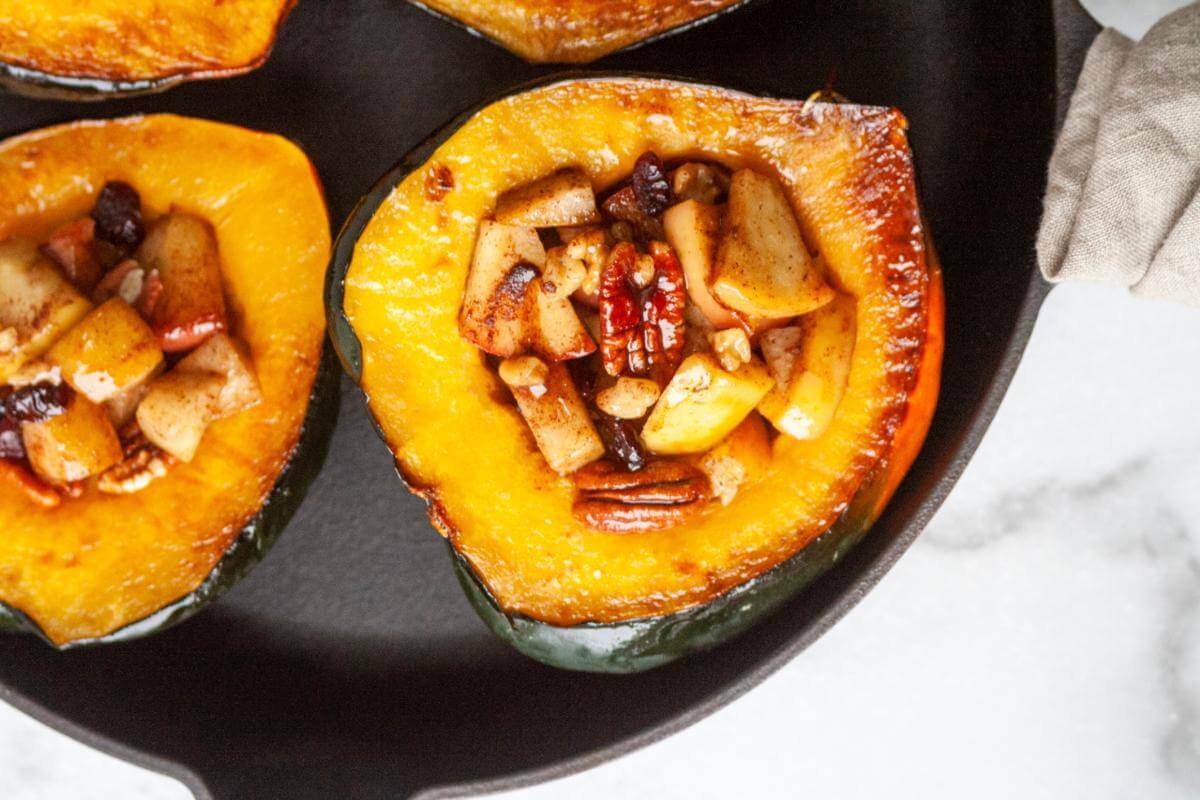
[1051,0,1102,134]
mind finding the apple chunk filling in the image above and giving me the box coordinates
[457,155,857,530]
[0,181,262,505]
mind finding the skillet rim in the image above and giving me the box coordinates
[0,0,1099,796]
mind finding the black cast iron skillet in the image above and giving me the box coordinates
[0,1,1100,797]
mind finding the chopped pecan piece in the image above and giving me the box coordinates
[710,327,752,371]
[98,428,174,495]
[93,258,161,313]
[572,458,710,533]
[598,241,687,382]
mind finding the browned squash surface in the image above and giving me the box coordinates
[0,115,329,645]
[0,0,294,86]
[415,0,746,62]
[342,78,939,626]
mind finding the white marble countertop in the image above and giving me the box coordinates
[4,3,1197,798]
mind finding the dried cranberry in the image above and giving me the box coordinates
[595,414,647,472]
[4,382,74,424]
[601,187,664,242]
[567,357,599,401]
[91,181,145,252]
[631,152,671,216]
[0,417,23,460]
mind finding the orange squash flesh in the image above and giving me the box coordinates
[0,115,330,646]
[414,0,747,63]
[343,78,940,627]
[0,0,294,88]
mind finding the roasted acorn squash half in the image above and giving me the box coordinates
[329,76,942,672]
[0,115,336,648]
[409,0,755,63]
[0,0,295,99]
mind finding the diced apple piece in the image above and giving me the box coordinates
[500,360,604,475]
[104,371,157,430]
[697,412,772,505]
[44,218,103,292]
[711,170,835,319]
[135,370,225,462]
[47,297,163,403]
[461,221,544,356]
[22,393,122,485]
[459,221,594,360]
[136,212,227,352]
[534,279,594,359]
[176,333,262,418]
[662,199,739,328]
[494,168,601,228]
[642,353,775,455]
[0,238,93,382]
[757,294,856,440]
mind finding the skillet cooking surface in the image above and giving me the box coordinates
[0,1,1096,797]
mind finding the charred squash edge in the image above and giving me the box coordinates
[326,72,942,672]
[406,0,767,64]
[0,0,296,100]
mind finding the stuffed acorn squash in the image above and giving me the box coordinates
[410,0,752,63]
[0,115,335,647]
[0,0,295,98]
[330,77,942,672]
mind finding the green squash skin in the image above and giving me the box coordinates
[0,4,292,101]
[327,73,914,673]
[451,470,890,673]
[0,343,341,650]
[0,64,187,101]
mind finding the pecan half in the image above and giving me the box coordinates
[572,458,710,533]
[598,241,686,382]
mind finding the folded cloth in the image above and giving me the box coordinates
[1038,3,1200,305]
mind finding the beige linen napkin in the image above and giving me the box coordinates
[1038,3,1199,304]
